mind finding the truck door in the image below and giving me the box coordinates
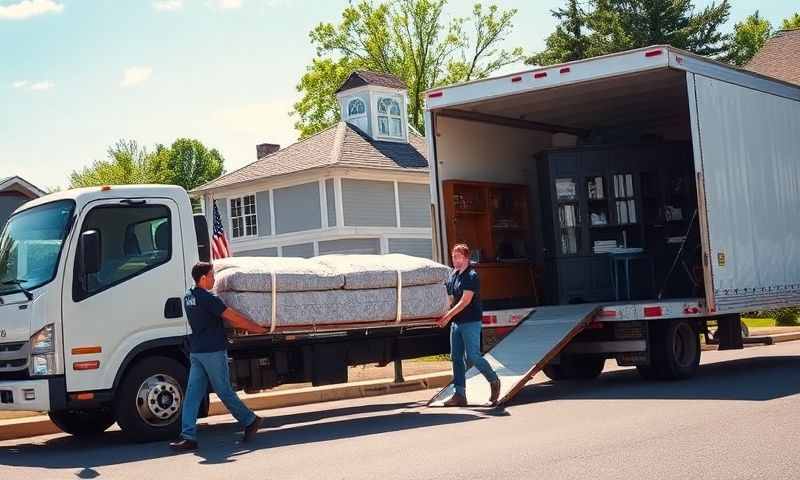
[688,73,800,313]
[61,198,188,392]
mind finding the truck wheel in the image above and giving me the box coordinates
[115,356,187,442]
[48,408,115,437]
[647,319,700,380]
[544,355,605,381]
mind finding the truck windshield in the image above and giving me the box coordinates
[0,200,75,297]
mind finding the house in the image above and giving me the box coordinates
[745,29,800,85]
[0,176,45,227]
[192,71,434,259]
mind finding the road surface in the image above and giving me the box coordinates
[2,341,799,480]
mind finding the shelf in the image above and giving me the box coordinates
[588,198,608,203]
[492,226,526,232]
[455,210,487,215]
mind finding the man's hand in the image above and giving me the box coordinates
[436,313,452,328]
[223,308,268,335]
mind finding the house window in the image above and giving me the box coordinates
[230,194,257,238]
[348,98,366,117]
[377,97,403,138]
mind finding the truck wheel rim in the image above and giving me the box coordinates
[672,323,695,368]
[136,374,183,427]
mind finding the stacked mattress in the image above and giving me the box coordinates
[213,254,451,333]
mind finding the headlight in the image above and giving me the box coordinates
[30,324,55,355]
[30,324,56,376]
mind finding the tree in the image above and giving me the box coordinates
[293,0,522,137]
[723,11,772,66]
[69,138,225,191]
[528,0,731,65]
[783,13,800,30]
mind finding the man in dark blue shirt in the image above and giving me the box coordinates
[437,244,500,407]
[170,262,267,452]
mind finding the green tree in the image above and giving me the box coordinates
[528,0,731,65]
[783,13,800,30]
[723,11,772,66]
[293,0,522,137]
[69,138,225,191]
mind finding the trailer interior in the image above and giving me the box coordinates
[431,67,704,310]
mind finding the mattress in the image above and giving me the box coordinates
[314,254,450,289]
[213,257,344,293]
[219,283,449,331]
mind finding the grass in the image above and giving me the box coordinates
[413,354,451,362]
[741,318,776,328]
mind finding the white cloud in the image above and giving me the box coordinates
[29,81,53,91]
[210,0,242,10]
[120,66,153,88]
[152,0,182,12]
[0,0,63,20]
[12,80,29,88]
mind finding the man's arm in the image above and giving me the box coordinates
[437,291,474,327]
[222,307,268,334]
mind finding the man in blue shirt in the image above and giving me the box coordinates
[437,244,500,407]
[170,262,268,452]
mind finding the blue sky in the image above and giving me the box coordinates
[2,0,797,189]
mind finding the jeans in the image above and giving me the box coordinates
[450,321,499,397]
[181,350,257,441]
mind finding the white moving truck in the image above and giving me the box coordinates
[0,185,449,440]
[423,45,800,392]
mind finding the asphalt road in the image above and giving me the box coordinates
[2,341,799,480]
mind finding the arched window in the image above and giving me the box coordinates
[377,97,403,138]
[347,98,366,117]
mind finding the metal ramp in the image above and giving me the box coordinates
[429,304,600,407]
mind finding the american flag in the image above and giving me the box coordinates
[211,202,231,259]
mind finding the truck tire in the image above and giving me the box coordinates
[48,408,116,437]
[115,356,187,442]
[544,355,605,381]
[642,319,700,381]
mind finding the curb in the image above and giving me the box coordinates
[0,371,453,442]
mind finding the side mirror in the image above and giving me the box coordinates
[80,230,102,275]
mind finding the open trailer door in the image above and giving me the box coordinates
[687,72,800,313]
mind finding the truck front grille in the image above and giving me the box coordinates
[0,341,30,376]
[0,342,25,353]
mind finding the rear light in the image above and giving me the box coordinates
[644,306,663,317]
[645,49,663,57]
[70,392,95,401]
[534,72,547,79]
[559,67,571,74]
[683,306,701,314]
[428,91,443,98]
[511,76,522,83]
[495,327,514,337]
[600,309,618,317]
[482,314,498,325]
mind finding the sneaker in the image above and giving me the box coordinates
[243,416,262,442]
[442,393,467,407]
[489,380,501,405]
[169,438,198,452]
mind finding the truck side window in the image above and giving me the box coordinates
[73,204,172,301]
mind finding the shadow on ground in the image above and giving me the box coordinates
[0,400,480,473]
[510,355,800,407]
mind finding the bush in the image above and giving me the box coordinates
[744,308,800,326]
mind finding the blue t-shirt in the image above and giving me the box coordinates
[184,287,228,353]
[446,266,482,324]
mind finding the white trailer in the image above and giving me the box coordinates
[425,46,800,406]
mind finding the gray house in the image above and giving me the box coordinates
[0,176,45,227]
[192,71,433,259]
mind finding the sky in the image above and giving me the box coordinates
[1,0,798,190]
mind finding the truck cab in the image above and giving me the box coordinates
[0,185,199,439]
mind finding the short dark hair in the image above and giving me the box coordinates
[191,262,213,283]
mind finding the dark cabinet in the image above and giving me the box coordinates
[536,143,694,304]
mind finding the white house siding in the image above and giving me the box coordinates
[318,238,380,255]
[388,238,433,259]
[237,247,278,257]
[397,182,431,228]
[273,182,322,234]
[341,179,396,227]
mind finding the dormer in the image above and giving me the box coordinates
[336,70,410,143]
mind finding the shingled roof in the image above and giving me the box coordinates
[335,71,407,94]
[745,29,800,85]
[192,122,427,192]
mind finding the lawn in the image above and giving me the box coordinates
[741,317,776,328]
